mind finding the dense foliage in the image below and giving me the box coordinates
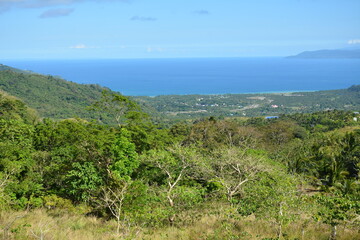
[0,87,359,239]
[0,69,114,122]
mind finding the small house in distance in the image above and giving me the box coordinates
[265,116,279,119]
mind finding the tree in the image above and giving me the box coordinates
[238,171,304,239]
[0,119,43,209]
[89,90,141,126]
[141,145,203,224]
[100,129,141,235]
[309,131,360,189]
[209,147,265,204]
[65,162,103,203]
[314,193,360,240]
[0,91,38,124]
[259,175,303,239]
[102,180,130,236]
[0,171,12,209]
[277,138,315,175]
[262,120,303,148]
[109,129,139,181]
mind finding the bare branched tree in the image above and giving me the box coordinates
[2,215,25,240]
[210,147,265,203]
[0,172,10,202]
[102,181,129,236]
[144,145,200,224]
[30,220,54,240]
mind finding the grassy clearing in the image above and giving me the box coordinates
[1,208,359,240]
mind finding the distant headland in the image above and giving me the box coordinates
[287,48,360,59]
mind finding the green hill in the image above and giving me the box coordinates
[0,63,34,73]
[0,67,111,120]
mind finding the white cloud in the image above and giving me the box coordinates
[39,8,74,18]
[348,39,360,45]
[70,44,87,49]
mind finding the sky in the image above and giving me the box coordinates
[0,0,359,59]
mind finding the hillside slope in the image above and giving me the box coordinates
[0,63,34,73]
[0,89,38,123]
[0,68,108,120]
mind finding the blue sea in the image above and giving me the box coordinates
[2,58,360,96]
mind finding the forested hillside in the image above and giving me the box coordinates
[0,64,33,74]
[1,64,360,123]
[0,87,359,239]
[0,68,112,121]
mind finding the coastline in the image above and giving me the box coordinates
[1,58,359,97]
[136,89,319,98]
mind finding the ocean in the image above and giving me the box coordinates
[2,58,360,96]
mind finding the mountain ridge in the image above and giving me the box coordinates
[0,65,110,121]
[287,48,360,59]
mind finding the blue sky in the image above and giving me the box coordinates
[1,0,359,59]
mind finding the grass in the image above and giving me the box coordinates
[1,208,359,240]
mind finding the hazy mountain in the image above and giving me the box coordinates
[287,48,360,59]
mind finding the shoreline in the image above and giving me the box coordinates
[130,89,320,97]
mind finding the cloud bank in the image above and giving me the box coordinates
[39,8,74,18]
[0,0,130,13]
[348,39,360,45]
[130,16,157,21]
